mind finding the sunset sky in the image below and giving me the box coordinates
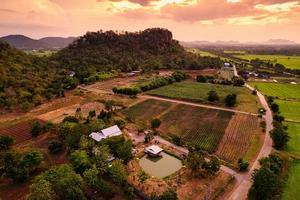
[1,0,300,42]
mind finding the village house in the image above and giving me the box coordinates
[89,125,122,142]
[219,62,235,80]
[144,145,163,157]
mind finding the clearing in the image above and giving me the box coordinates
[147,82,260,113]
[235,54,300,69]
[276,100,300,122]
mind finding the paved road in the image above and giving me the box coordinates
[141,95,257,116]
[226,84,273,200]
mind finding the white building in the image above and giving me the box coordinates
[89,125,122,142]
[144,145,163,157]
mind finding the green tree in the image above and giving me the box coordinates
[207,90,219,102]
[107,159,128,185]
[151,189,178,200]
[70,150,92,174]
[151,118,161,129]
[115,140,133,163]
[27,179,55,200]
[270,122,289,150]
[187,151,205,172]
[238,158,249,171]
[248,167,283,200]
[48,140,63,154]
[202,156,220,175]
[31,121,42,137]
[0,135,14,150]
[224,93,237,107]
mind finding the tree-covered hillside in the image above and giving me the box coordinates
[0,41,77,111]
[0,28,222,111]
[53,28,222,81]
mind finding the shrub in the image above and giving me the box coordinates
[62,116,79,123]
[0,135,14,150]
[232,77,245,86]
[270,122,289,150]
[207,90,219,102]
[196,75,207,83]
[31,121,42,137]
[224,93,237,107]
[151,118,161,129]
[238,158,249,171]
[48,140,63,154]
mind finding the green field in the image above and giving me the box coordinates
[147,82,260,113]
[285,122,300,155]
[187,49,218,57]
[282,160,300,200]
[249,82,300,100]
[276,100,300,121]
[224,50,246,54]
[235,54,300,69]
[25,50,56,57]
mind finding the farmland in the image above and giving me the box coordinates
[249,82,300,121]
[282,160,300,200]
[234,54,300,69]
[276,100,300,122]
[147,82,260,113]
[216,113,262,164]
[187,49,218,57]
[249,82,300,100]
[285,122,300,155]
[122,99,173,126]
[158,104,233,152]
[0,119,45,144]
[123,99,262,164]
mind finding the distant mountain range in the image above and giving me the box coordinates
[0,35,76,50]
[180,39,299,47]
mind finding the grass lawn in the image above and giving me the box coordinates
[147,82,260,113]
[249,82,300,100]
[235,54,300,69]
[276,100,300,121]
[285,122,300,156]
[282,160,300,200]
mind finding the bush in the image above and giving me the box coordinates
[48,140,63,154]
[172,71,187,82]
[31,121,42,137]
[196,75,207,83]
[224,93,237,107]
[207,90,219,102]
[0,135,14,150]
[270,103,279,113]
[270,122,289,150]
[62,116,79,123]
[151,118,161,129]
[232,77,245,86]
[238,158,249,171]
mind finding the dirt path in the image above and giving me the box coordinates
[226,84,273,200]
[141,95,257,116]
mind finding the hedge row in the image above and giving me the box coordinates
[112,71,187,95]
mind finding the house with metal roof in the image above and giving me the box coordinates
[144,145,163,157]
[89,125,122,142]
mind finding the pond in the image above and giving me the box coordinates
[139,152,183,178]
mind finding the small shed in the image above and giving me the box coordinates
[145,145,163,157]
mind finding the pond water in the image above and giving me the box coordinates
[139,152,183,178]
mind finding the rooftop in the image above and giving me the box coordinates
[145,145,163,155]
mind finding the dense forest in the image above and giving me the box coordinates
[53,28,222,81]
[0,28,222,111]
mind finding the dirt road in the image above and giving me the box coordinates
[141,95,257,116]
[226,84,273,200]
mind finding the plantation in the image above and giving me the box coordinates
[122,99,173,125]
[159,104,233,152]
[188,49,218,57]
[282,160,300,200]
[216,113,262,164]
[249,82,300,100]
[0,119,45,144]
[147,82,259,113]
[235,54,300,69]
